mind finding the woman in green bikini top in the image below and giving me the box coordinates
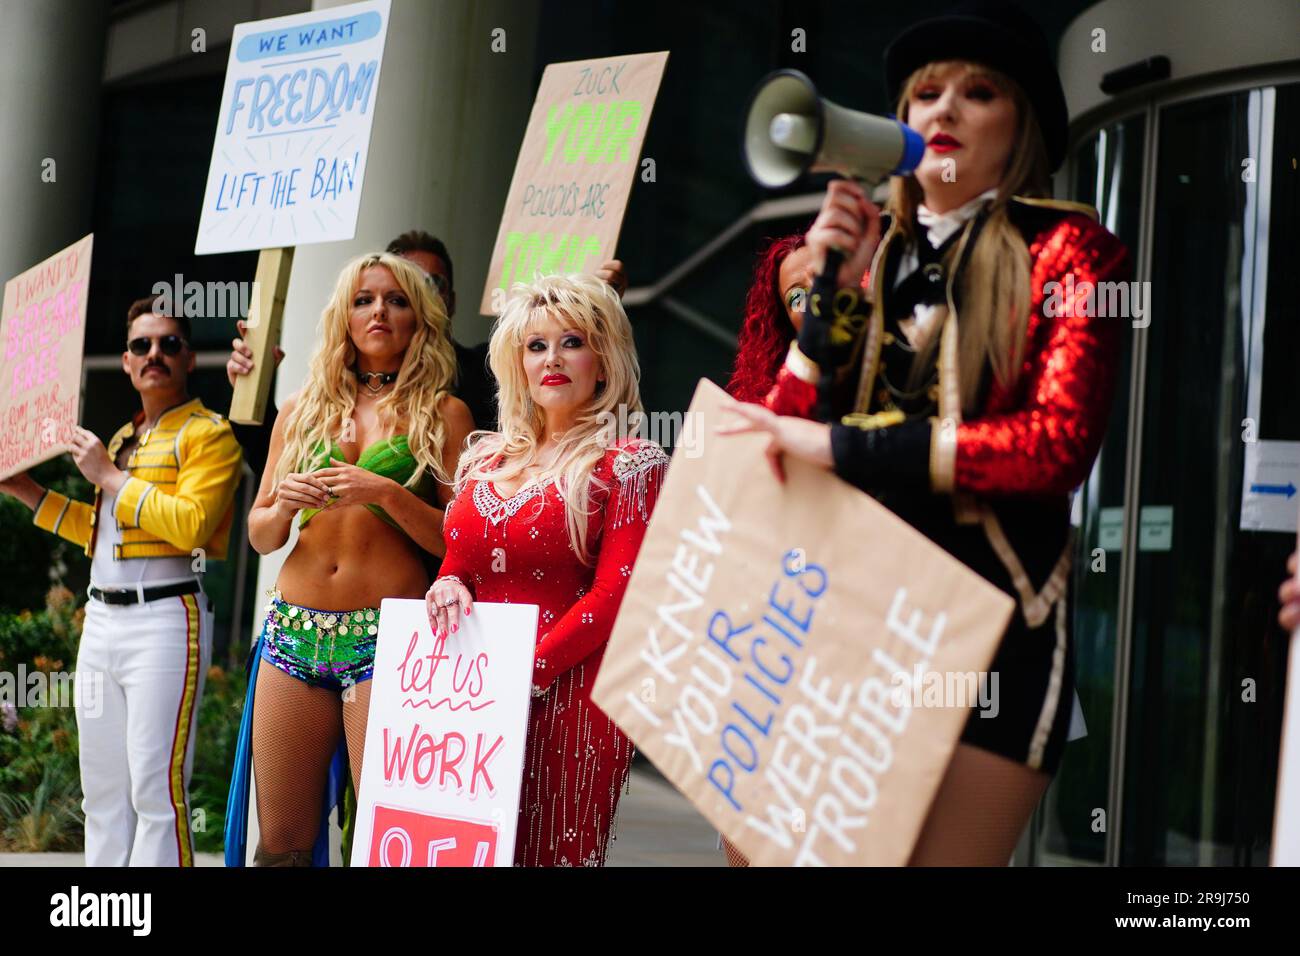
[297,433,440,533]
[241,252,474,866]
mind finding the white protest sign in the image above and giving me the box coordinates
[195,0,391,254]
[351,599,537,867]
[1274,505,1300,866]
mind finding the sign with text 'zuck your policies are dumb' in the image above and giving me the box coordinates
[592,380,1016,866]
[479,51,668,314]
[195,0,391,254]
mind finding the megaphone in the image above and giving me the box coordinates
[743,69,925,188]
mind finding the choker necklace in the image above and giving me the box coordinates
[354,368,399,394]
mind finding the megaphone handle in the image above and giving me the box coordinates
[812,247,845,421]
[821,246,845,283]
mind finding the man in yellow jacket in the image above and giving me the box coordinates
[0,296,242,866]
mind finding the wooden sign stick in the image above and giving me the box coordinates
[230,246,294,425]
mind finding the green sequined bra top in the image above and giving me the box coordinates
[297,434,437,533]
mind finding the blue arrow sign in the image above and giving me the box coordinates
[1250,482,1297,498]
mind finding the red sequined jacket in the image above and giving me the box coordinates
[766,198,1131,617]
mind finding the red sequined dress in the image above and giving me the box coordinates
[766,197,1131,774]
[434,438,669,866]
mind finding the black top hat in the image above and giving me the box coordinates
[883,0,1069,172]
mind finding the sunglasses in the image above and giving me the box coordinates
[424,273,450,296]
[127,335,187,357]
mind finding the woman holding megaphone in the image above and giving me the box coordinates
[720,0,1130,865]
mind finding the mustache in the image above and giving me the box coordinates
[142,363,170,375]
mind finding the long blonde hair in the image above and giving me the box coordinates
[275,252,459,486]
[887,60,1052,413]
[457,273,641,565]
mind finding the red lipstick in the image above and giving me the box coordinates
[928,132,962,152]
[541,373,571,386]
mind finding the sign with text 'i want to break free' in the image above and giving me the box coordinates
[195,0,391,254]
[480,51,668,314]
[0,235,93,481]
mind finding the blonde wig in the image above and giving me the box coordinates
[274,251,459,487]
[457,273,642,565]
[886,60,1052,413]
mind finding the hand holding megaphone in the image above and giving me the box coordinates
[807,179,882,290]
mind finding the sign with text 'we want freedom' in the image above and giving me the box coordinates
[195,0,391,254]
[351,599,537,867]
[592,380,1015,866]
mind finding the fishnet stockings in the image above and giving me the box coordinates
[252,665,372,854]
[907,743,1051,866]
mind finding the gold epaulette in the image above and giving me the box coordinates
[1011,195,1099,221]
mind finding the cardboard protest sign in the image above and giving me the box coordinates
[351,599,537,867]
[591,379,1016,865]
[0,235,93,481]
[479,51,669,314]
[195,0,392,254]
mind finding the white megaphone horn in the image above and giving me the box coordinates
[743,69,925,188]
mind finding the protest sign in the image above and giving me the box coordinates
[479,51,668,314]
[0,235,93,481]
[197,0,391,423]
[351,599,537,867]
[1274,506,1300,865]
[195,0,392,255]
[591,379,1016,865]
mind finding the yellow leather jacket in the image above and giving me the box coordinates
[33,396,243,560]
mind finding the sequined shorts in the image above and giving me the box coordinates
[259,589,380,691]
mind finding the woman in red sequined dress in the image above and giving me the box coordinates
[720,2,1131,864]
[425,273,668,867]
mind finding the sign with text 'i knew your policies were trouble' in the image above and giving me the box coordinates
[592,380,1015,866]
[480,51,668,314]
[195,0,391,254]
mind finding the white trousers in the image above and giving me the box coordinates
[75,591,211,866]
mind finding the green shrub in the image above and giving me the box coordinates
[0,457,92,613]
[0,585,245,856]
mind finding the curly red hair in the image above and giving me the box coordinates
[727,232,806,404]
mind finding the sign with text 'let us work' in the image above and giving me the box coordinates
[592,380,1015,866]
[479,51,668,314]
[351,599,536,867]
[195,0,391,254]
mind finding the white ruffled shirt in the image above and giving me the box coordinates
[891,187,999,346]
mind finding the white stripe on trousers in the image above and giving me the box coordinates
[75,592,211,866]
